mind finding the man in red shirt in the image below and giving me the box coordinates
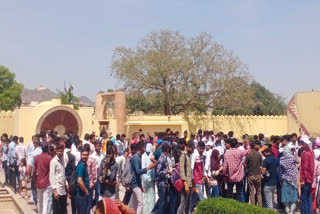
[33,141,52,214]
[271,136,280,158]
[300,136,314,214]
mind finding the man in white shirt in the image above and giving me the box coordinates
[83,134,95,154]
[71,139,82,166]
[26,136,36,160]
[50,143,67,214]
[204,141,213,198]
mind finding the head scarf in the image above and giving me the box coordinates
[210,149,220,171]
[146,143,153,153]
[103,198,120,214]
[282,145,292,157]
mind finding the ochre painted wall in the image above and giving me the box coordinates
[0,100,95,144]
[295,92,320,137]
[125,115,288,139]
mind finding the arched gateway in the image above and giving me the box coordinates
[35,106,83,136]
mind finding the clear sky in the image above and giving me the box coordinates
[1,0,319,101]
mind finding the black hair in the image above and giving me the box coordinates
[198,141,205,148]
[291,133,298,138]
[89,134,95,140]
[40,132,46,138]
[273,136,280,142]
[95,200,105,214]
[53,136,60,143]
[124,148,129,154]
[258,133,264,141]
[13,136,18,142]
[106,141,114,148]
[2,133,8,139]
[121,134,126,138]
[19,137,24,143]
[106,146,114,155]
[20,158,27,166]
[74,139,82,148]
[81,148,89,155]
[130,143,137,151]
[254,135,258,141]
[166,128,171,133]
[42,145,49,153]
[162,143,171,153]
[228,131,234,138]
[179,138,187,145]
[100,130,107,137]
[84,133,90,141]
[230,138,238,148]
[137,141,146,150]
[198,129,202,135]
[116,134,121,140]
[65,139,73,149]
[225,138,232,144]
[56,143,64,150]
[83,144,90,152]
[264,148,272,154]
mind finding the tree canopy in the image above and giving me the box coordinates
[0,65,23,111]
[112,30,286,116]
[251,81,286,115]
[57,83,80,110]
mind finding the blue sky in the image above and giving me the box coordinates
[1,0,319,101]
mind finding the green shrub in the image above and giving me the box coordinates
[195,197,277,214]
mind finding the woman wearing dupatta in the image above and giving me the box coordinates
[141,143,155,214]
[279,145,300,214]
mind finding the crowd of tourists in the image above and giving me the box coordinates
[0,128,319,214]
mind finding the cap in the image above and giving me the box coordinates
[260,146,268,153]
[157,139,163,145]
[206,141,213,147]
[301,135,312,145]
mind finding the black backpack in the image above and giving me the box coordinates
[65,151,77,196]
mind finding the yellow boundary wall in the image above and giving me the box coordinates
[126,114,288,138]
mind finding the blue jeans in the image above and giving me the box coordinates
[94,179,101,206]
[227,181,243,202]
[31,178,38,205]
[76,195,89,214]
[204,180,211,198]
[241,176,246,203]
[169,186,178,214]
[190,183,204,212]
[87,188,94,214]
[301,183,312,214]
[212,185,219,197]
[155,185,168,214]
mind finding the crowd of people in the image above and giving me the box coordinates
[0,128,319,214]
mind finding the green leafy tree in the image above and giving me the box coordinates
[0,65,23,111]
[57,83,80,110]
[251,81,286,115]
[112,30,252,115]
